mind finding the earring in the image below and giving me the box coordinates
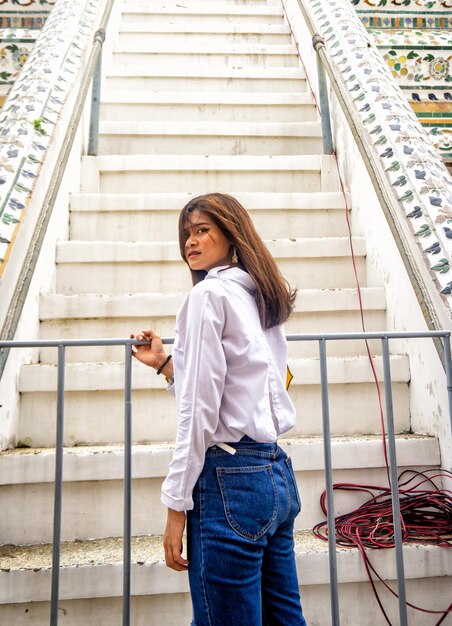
[231,246,238,264]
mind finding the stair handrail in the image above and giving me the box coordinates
[283,0,452,366]
[0,0,115,381]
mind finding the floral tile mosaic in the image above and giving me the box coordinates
[369,29,452,158]
[0,0,102,273]
[0,28,38,95]
[352,1,452,30]
[373,30,451,87]
[307,0,452,314]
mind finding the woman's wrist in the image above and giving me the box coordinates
[156,354,174,379]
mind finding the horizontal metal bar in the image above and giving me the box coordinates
[286,331,450,341]
[0,339,163,348]
[0,330,449,350]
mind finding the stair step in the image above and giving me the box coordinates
[69,190,340,211]
[122,0,275,3]
[82,154,326,194]
[121,6,285,27]
[113,42,297,55]
[0,436,437,543]
[38,288,387,362]
[119,22,291,33]
[97,121,322,156]
[39,288,385,321]
[112,44,299,68]
[69,201,346,239]
[122,3,284,14]
[1,534,449,626]
[123,0,279,8]
[17,355,410,447]
[118,24,292,45]
[99,91,317,123]
[20,355,408,392]
[54,237,366,294]
[104,66,306,92]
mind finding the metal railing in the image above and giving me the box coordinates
[1,330,451,626]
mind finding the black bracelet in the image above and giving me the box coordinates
[156,354,172,375]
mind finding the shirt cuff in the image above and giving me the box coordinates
[161,490,194,512]
[166,378,176,396]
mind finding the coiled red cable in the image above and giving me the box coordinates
[313,154,452,625]
[313,470,452,625]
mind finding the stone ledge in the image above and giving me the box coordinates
[69,191,344,211]
[119,22,291,34]
[98,121,322,138]
[0,533,450,603]
[18,354,410,393]
[55,237,365,263]
[38,287,386,320]
[0,435,440,485]
[107,65,305,79]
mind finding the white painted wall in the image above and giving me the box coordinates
[283,0,451,473]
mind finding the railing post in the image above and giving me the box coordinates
[312,35,334,155]
[381,337,408,626]
[442,333,452,436]
[318,338,340,626]
[88,28,106,156]
[123,343,133,626]
[50,344,66,626]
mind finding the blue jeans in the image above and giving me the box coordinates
[187,437,307,626]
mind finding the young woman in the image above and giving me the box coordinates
[132,193,307,626]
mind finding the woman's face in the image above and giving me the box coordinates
[183,209,232,272]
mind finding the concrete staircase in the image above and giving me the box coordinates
[0,1,450,624]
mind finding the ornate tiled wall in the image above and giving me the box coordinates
[0,1,53,106]
[0,0,102,272]
[0,0,54,28]
[305,0,452,318]
[353,1,452,165]
[0,29,37,104]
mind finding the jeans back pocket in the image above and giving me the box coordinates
[216,465,278,541]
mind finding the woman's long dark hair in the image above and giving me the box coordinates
[178,193,296,329]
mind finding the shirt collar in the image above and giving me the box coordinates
[206,265,256,293]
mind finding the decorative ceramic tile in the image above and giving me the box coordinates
[351,0,451,11]
[372,30,451,88]
[0,30,38,87]
[0,0,52,29]
[0,0,102,273]
[307,0,452,312]
[366,26,452,178]
[0,16,46,28]
[0,0,55,8]
[360,15,452,29]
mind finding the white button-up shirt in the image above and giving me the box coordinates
[161,265,296,511]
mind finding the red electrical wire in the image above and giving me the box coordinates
[312,153,452,625]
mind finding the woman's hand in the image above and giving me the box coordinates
[130,329,168,371]
[163,508,189,571]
